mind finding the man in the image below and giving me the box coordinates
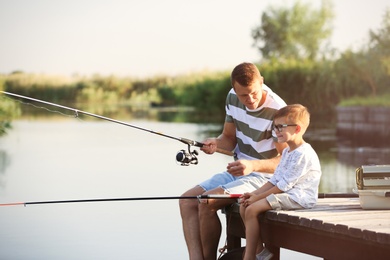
[179,62,287,260]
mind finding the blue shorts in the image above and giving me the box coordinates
[199,171,272,194]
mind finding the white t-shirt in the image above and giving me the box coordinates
[269,143,322,208]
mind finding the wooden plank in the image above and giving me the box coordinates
[223,197,390,258]
[265,210,390,245]
[260,217,390,259]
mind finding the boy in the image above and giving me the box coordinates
[240,104,322,260]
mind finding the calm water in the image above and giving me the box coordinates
[1,115,389,259]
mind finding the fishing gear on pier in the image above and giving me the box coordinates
[0,194,243,207]
[1,91,234,165]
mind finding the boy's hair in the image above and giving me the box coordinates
[274,104,310,131]
[231,62,262,87]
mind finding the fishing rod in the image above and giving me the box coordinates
[0,194,242,207]
[1,91,234,165]
[0,193,359,207]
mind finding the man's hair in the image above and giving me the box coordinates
[274,104,310,131]
[231,62,262,87]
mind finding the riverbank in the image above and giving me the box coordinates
[336,106,390,145]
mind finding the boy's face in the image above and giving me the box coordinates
[233,78,263,110]
[273,116,298,143]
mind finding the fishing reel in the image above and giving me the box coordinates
[176,144,199,166]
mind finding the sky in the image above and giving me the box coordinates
[0,0,389,78]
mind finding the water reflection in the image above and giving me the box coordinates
[6,105,387,195]
[1,108,388,259]
[0,150,9,172]
[336,146,390,167]
[301,126,390,193]
[19,101,218,124]
[0,150,10,189]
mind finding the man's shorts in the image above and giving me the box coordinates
[266,193,303,210]
[199,171,272,194]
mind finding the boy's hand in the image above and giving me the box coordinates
[240,192,251,206]
[241,193,260,207]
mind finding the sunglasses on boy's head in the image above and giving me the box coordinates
[273,124,297,132]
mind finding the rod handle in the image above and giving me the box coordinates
[216,148,234,157]
[180,138,234,157]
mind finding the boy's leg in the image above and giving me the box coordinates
[239,202,246,221]
[243,199,272,260]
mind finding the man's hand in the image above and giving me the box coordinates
[200,138,218,154]
[227,159,254,177]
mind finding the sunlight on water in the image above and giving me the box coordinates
[1,119,386,259]
[0,120,232,260]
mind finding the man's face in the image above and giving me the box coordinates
[233,78,263,110]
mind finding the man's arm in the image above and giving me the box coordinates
[201,121,237,154]
[216,121,237,151]
[228,141,288,175]
[249,155,282,173]
[250,141,288,173]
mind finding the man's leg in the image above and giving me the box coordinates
[179,185,206,260]
[199,187,236,260]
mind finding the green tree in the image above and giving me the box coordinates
[0,76,21,135]
[369,8,390,57]
[252,0,334,60]
[336,8,390,97]
[368,7,390,89]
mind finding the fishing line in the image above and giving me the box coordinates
[1,94,82,121]
[1,91,234,165]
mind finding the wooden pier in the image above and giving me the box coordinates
[223,196,390,259]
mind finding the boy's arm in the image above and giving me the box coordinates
[253,182,275,195]
[259,185,283,199]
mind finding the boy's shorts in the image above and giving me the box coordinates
[199,171,272,194]
[266,193,303,210]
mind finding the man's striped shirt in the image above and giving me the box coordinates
[225,84,286,161]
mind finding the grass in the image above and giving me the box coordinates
[338,94,390,107]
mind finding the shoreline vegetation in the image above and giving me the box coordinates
[1,56,389,136]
